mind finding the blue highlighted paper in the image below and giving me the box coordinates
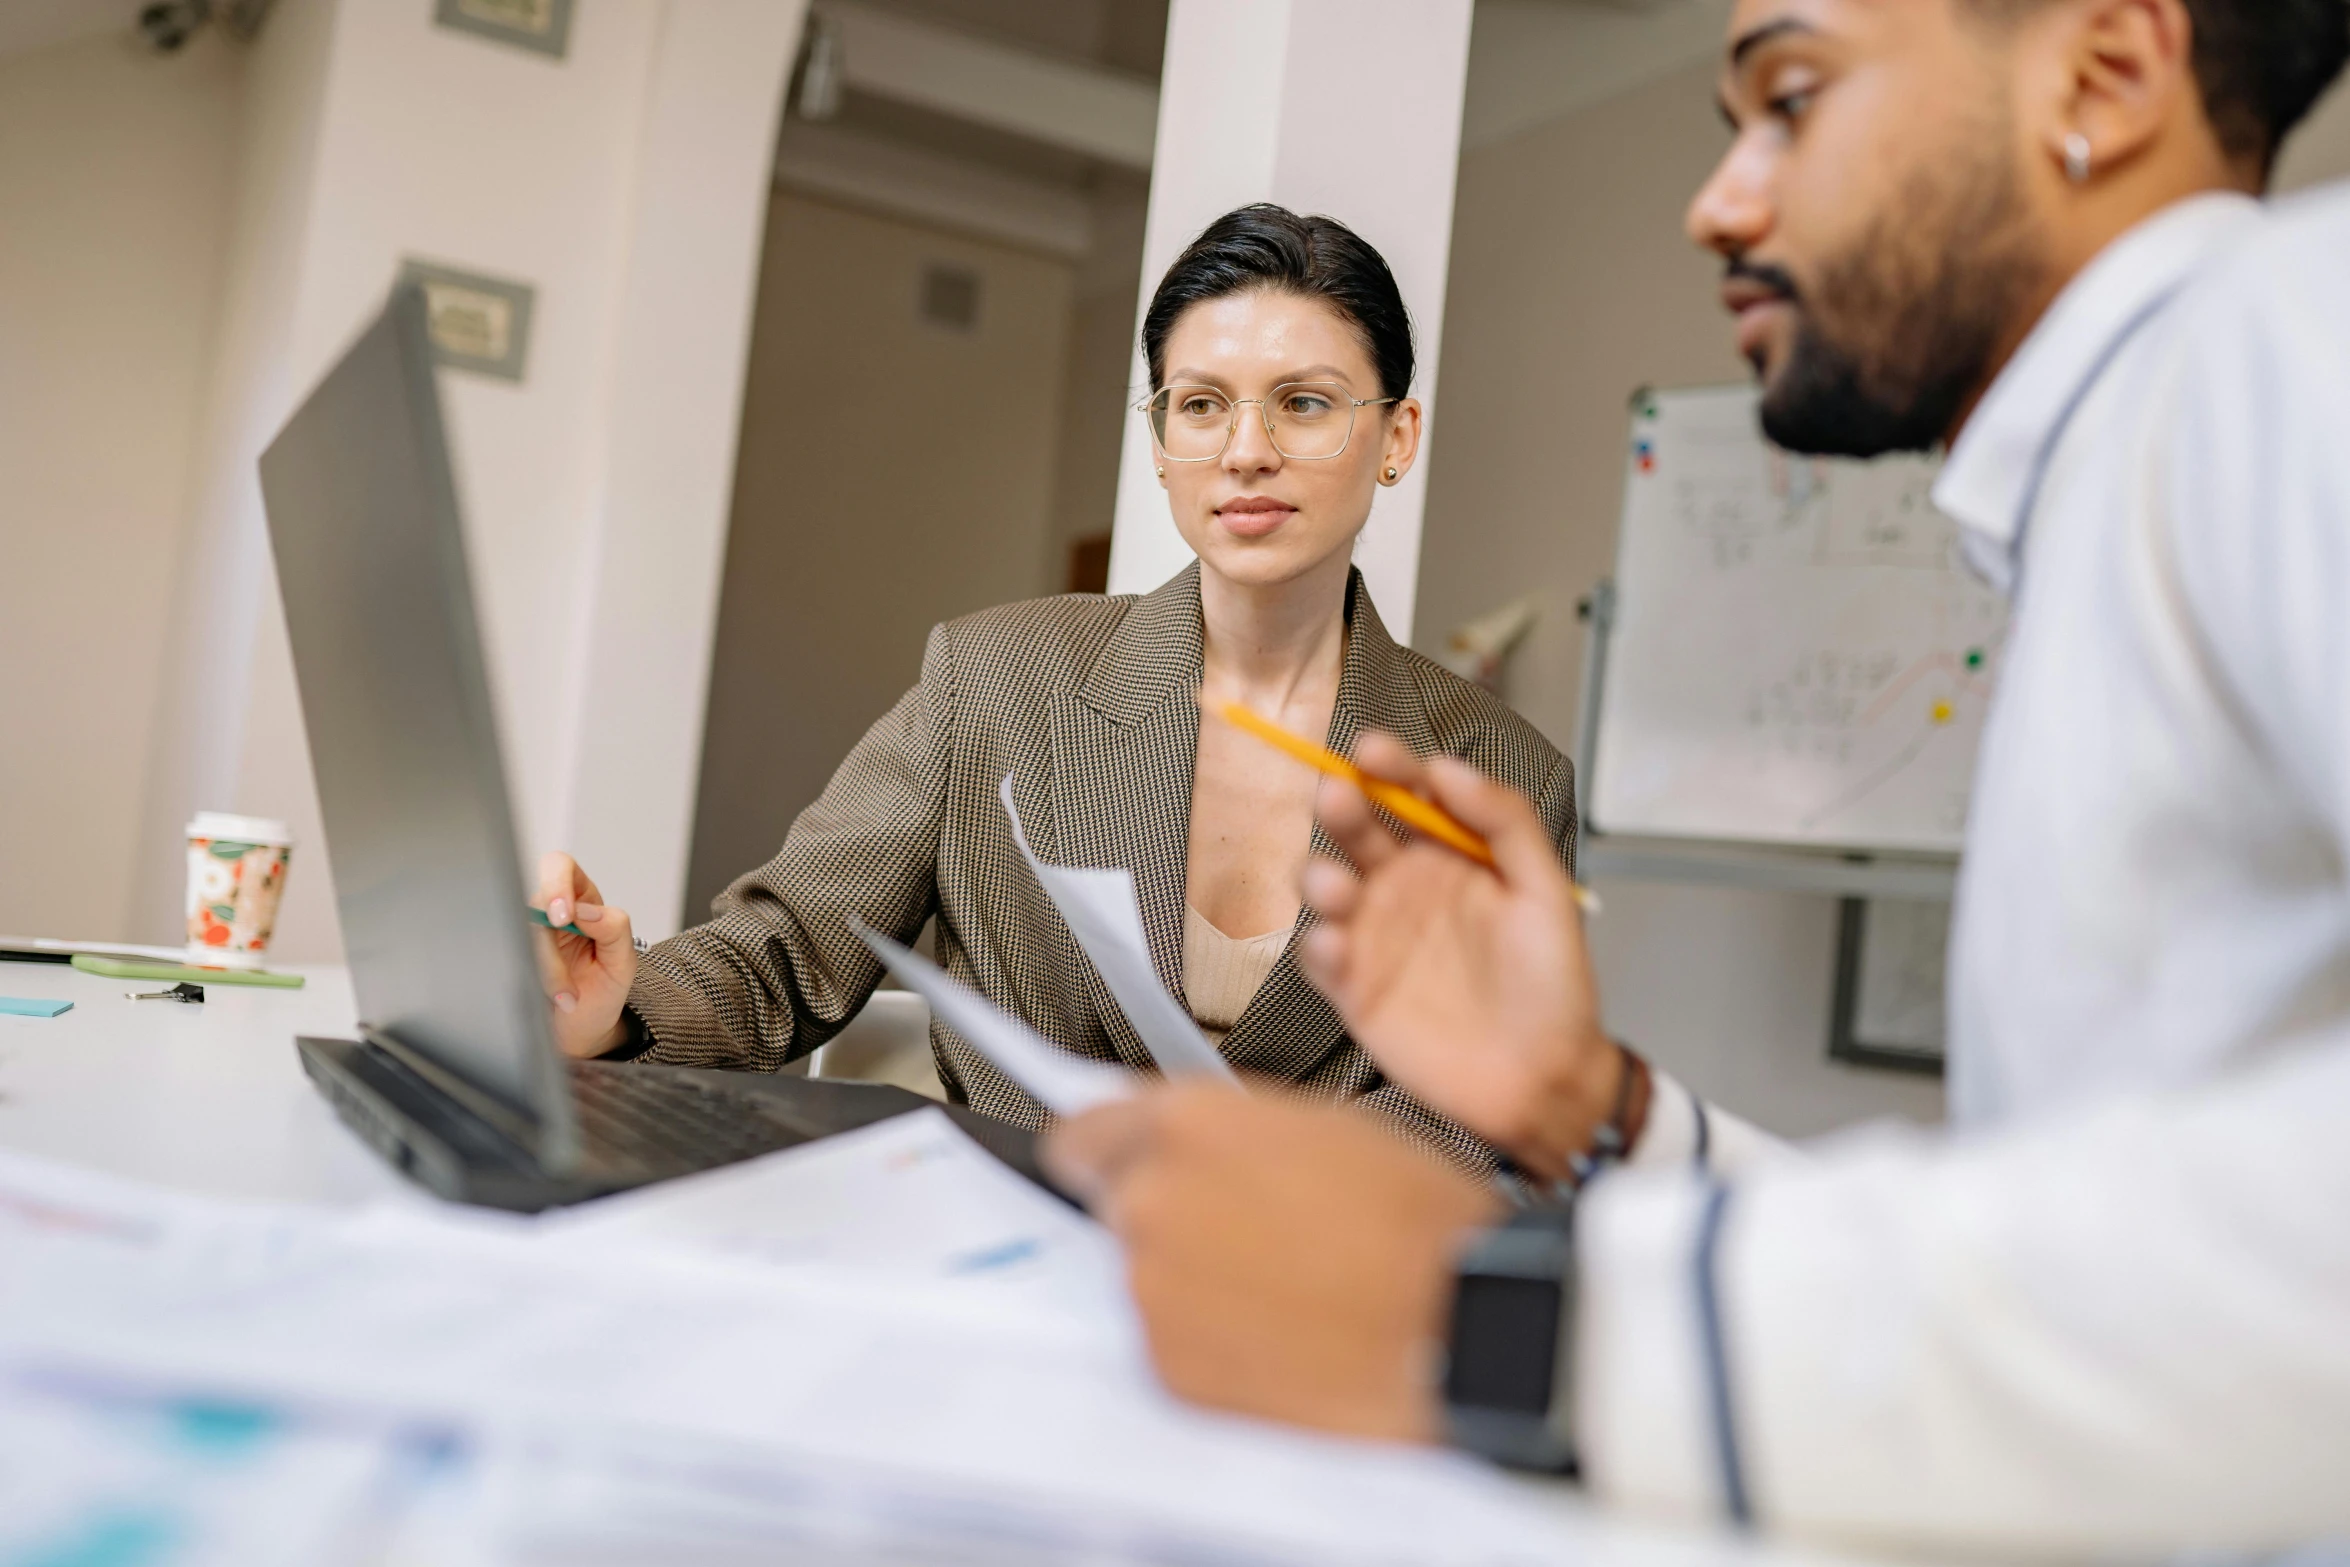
[0,997,72,1018]
[12,1506,178,1567]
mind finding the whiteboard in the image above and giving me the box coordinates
[1587,385,2009,855]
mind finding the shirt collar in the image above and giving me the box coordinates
[1933,192,2264,593]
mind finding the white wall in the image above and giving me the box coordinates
[130,0,800,960]
[284,0,674,864]
[0,29,246,943]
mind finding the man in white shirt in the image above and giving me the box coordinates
[1045,0,2350,1557]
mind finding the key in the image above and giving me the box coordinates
[127,982,205,1004]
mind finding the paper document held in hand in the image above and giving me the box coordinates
[997,774,1237,1084]
[849,920,1134,1114]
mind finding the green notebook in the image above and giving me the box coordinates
[71,953,307,989]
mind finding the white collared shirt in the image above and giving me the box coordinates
[1574,185,2350,1556]
[1941,192,2350,1128]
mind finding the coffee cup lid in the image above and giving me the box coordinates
[187,810,293,846]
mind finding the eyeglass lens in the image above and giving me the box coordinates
[1149,383,1358,461]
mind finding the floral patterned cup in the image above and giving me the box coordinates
[185,812,293,970]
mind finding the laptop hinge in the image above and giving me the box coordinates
[361,1025,548,1160]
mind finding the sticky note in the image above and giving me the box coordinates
[0,997,72,1018]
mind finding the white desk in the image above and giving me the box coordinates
[0,956,408,1206]
[0,957,1931,1567]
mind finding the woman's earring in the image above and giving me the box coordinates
[1383,466,1400,483]
[1155,466,1165,480]
[2063,132,2093,185]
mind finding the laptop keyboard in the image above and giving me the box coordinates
[568,1064,808,1175]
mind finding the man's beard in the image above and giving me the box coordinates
[1750,150,2045,458]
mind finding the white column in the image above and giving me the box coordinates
[559,0,804,939]
[1104,0,1475,644]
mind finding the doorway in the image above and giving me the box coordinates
[683,0,1164,914]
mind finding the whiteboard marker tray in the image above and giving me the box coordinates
[1579,834,1957,902]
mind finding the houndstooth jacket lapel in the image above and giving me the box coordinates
[1046,562,1205,1076]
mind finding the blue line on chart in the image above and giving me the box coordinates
[948,1237,1042,1274]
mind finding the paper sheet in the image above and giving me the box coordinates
[997,775,1238,1084]
[541,1108,1128,1332]
[0,1148,1584,1567]
[849,920,1133,1115]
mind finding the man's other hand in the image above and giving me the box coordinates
[1299,732,1622,1183]
[1044,1083,1501,1442]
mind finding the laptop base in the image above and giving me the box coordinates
[296,1035,1055,1212]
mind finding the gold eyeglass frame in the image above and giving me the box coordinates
[1136,382,1400,463]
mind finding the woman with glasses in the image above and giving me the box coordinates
[531,204,1575,1171]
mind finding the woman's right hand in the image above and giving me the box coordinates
[532,851,639,1059]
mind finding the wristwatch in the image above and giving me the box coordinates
[1441,1203,1578,1473]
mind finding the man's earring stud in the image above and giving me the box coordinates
[2063,132,2093,185]
[1155,466,1165,479]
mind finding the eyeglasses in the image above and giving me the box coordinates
[1138,382,1397,462]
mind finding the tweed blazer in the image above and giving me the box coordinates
[626,562,1578,1172]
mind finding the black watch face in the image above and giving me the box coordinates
[1445,1275,1561,1415]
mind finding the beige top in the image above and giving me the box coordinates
[1182,905,1291,1046]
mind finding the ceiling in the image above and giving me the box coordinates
[828,0,1734,157]
[0,0,1737,193]
[854,0,1166,77]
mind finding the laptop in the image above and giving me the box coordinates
[259,284,1038,1211]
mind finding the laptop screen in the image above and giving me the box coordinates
[259,286,577,1163]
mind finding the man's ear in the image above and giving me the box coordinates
[2026,0,2206,185]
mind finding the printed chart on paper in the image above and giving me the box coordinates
[1588,384,2010,855]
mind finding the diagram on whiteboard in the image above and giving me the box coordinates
[1590,385,2010,855]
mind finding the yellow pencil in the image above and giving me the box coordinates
[1204,697,1603,916]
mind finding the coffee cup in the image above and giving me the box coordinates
[185,812,294,970]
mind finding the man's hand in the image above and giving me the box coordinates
[1298,733,1622,1183]
[1044,1083,1502,1443]
[531,852,638,1059]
